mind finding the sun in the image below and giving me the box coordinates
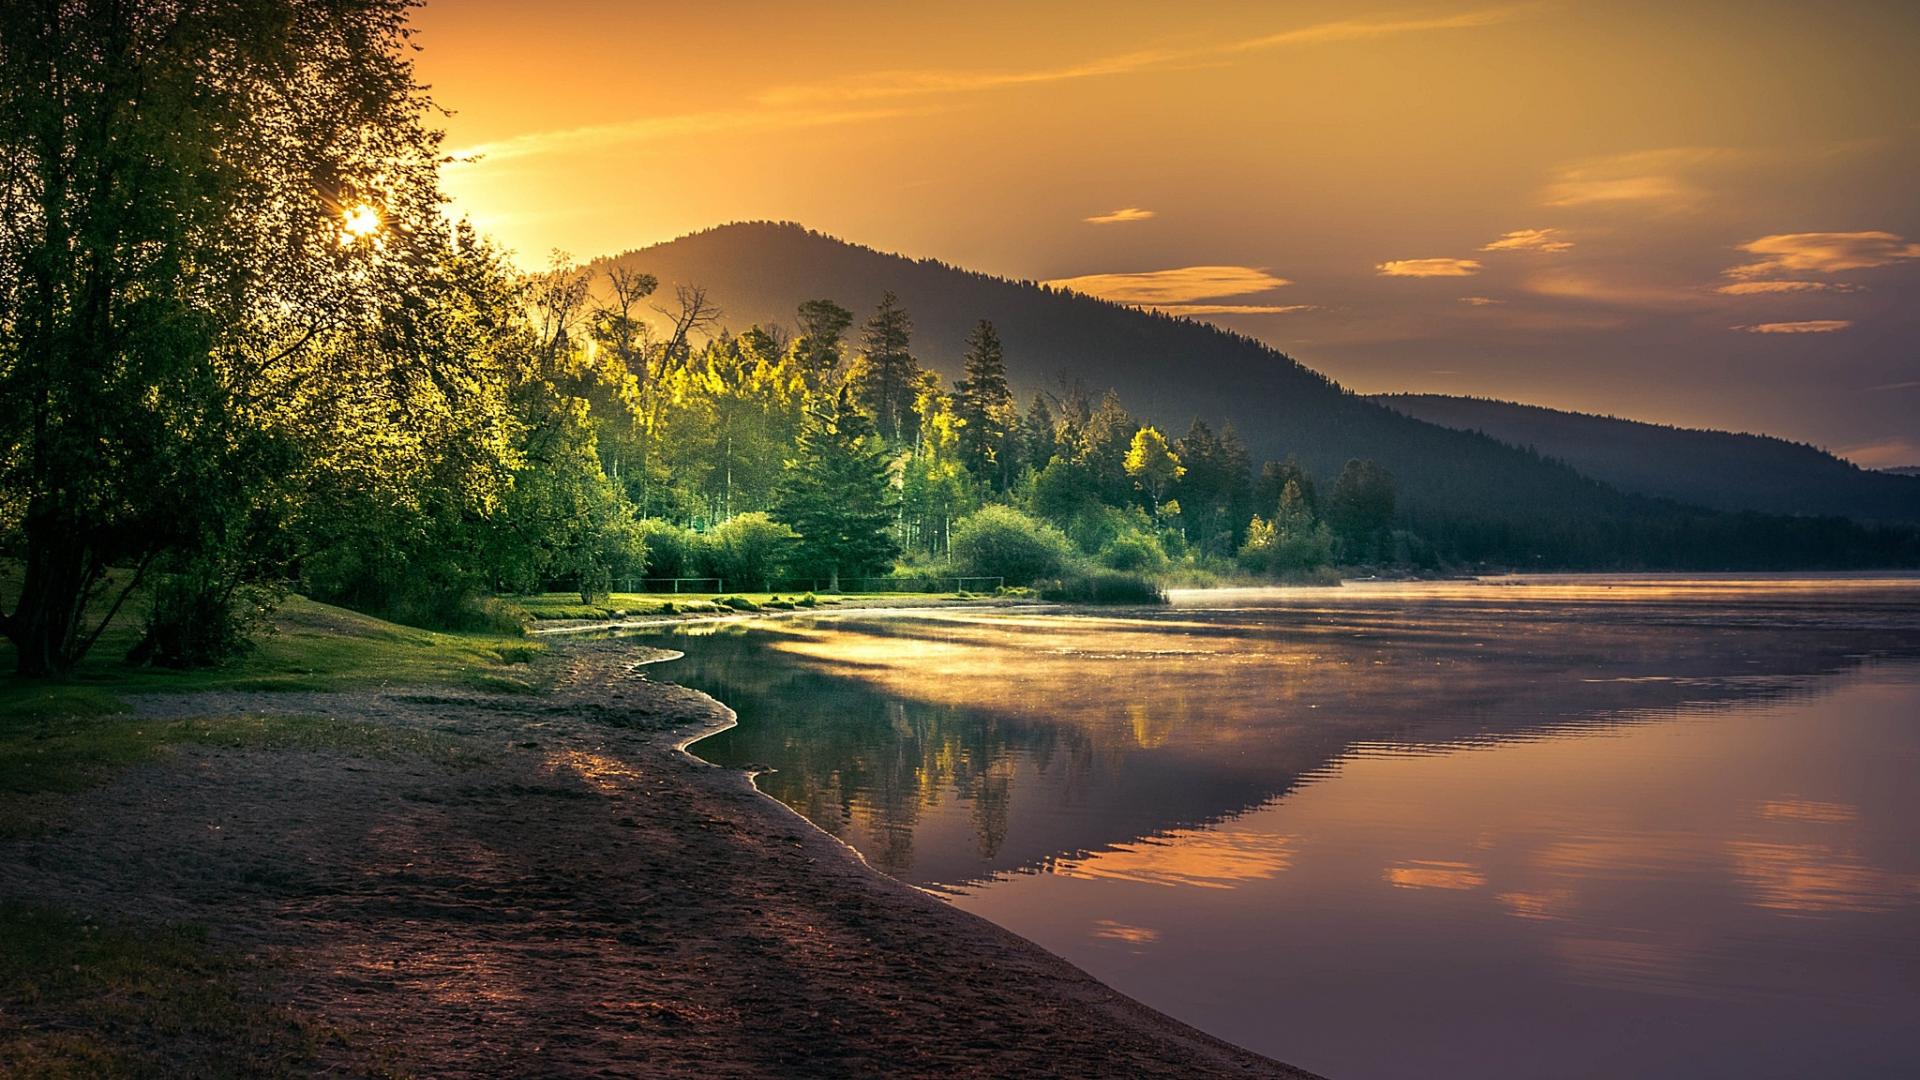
[341,203,383,240]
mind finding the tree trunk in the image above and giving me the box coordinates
[4,524,101,677]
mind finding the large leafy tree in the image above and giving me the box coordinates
[0,0,442,674]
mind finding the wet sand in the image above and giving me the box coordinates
[1,637,1318,1078]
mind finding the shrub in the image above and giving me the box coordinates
[951,505,1079,585]
[1098,530,1169,573]
[716,595,761,611]
[698,513,797,591]
[632,518,698,579]
[1037,570,1167,605]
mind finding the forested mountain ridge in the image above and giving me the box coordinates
[1376,394,1920,526]
[596,222,1919,566]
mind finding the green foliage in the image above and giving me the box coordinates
[1327,459,1398,563]
[950,506,1079,585]
[0,0,446,676]
[774,389,900,588]
[849,291,921,442]
[953,320,1023,492]
[699,513,798,591]
[1037,570,1168,605]
[1099,530,1171,573]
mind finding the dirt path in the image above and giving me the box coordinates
[2,640,1319,1079]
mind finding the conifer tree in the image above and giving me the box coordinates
[793,299,854,379]
[850,291,921,442]
[953,320,1021,491]
[774,388,901,590]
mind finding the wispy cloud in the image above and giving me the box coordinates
[1714,280,1863,295]
[1459,296,1504,305]
[1377,258,1482,277]
[1734,320,1854,333]
[1869,381,1920,392]
[1044,265,1290,304]
[446,105,937,166]
[760,5,1537,108]
[1837,437,1920,468]
[1480,228,1572,253]
[1724,232,1920,279]
[1085,207,1156,225]
[1541,175,1699,208]
[1524,271,1705,309]
[1156,304,1315,316]
[1536,147,1740,209]
[452,5,1537,166]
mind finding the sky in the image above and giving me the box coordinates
[413,0,1920,466]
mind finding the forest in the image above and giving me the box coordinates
[3,1,1917,679]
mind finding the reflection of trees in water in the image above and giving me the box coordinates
[651,596,1920,882]
[664,630,1101,875]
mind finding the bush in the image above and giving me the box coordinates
[1037,570,1167,605]
[951,505,1079,585]
[632,518,698,579]
[698,513,797,591]
[1098,530,1169,573]
[716,595,761,611]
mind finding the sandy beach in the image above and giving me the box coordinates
[1,634,1319,1078]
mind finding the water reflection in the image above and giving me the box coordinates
[638,578,1920,1080]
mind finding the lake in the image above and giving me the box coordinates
[638,576,1920,1080]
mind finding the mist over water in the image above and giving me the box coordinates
[644,577,1920,1080]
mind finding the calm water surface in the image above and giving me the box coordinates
[642,576,1920,1080]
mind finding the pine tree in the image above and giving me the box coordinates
[774,388,901,590]
[953,320,1021,491]
[850,291,921,442]
[792,299,853,379]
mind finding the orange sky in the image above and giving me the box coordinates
[413,0,1920,465]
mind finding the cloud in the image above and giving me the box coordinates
[1838,437,1920,467]
[1724,231,1920,279]
[446,104,937,166]
[1480,228,1572,253]
[759,5,1537,108]
[1155,304,1315,316]
[1714,280,1863,295]
[1870,381,1920,392]
[1459,296,1504,305]
[1043,265,1290,304]
[1523,271,1704,309]
[1734,320,1854,333]
[1085,207,1156,225]
[1541,175,1699,208]
[1377,258,1481,277]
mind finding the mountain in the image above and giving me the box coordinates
[597,222,1919,569]
[1374,394,1920,526]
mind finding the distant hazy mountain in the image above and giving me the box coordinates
[1886,466,1920,478]
[597,222,1918,567]
[1375,394,1920,526]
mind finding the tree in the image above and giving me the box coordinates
[792,299,853,379]
[1327,459,1397,563]
[950,506,1076,585]
[953,320,1021,491]
[849,291,921,442]
[774,389,900,590]
[0,0,443,675]
[1257,458,1318,520]
[1124,428,1184,513]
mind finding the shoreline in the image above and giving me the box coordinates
[1,634,1322,1078]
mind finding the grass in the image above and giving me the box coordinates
[0,594,550,722]
[0,901,319,1079]
[516,590,874,621]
